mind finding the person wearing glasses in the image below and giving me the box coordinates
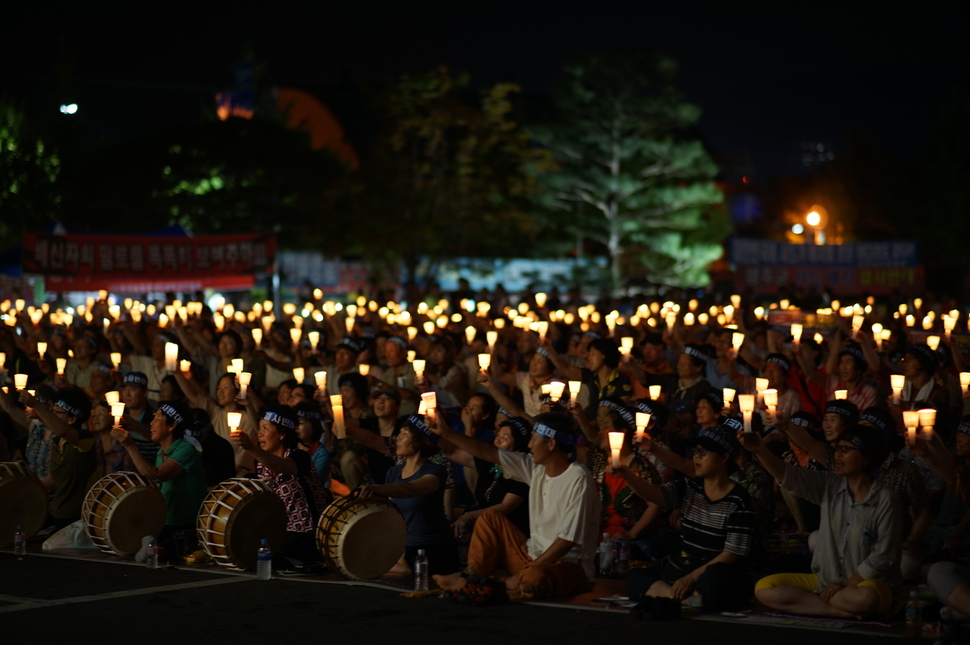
[741,424,900,619]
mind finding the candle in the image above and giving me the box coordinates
[105,391,120,404]
[723,388,736,405]
[180,359,192,374]
[330,394,342,407]
[227,411,242,436]
[314,371,327,389]
[418,400,427,415]
[918,408,936,438]
[535,292,547,308]
[252,328,263,347]
[332,404,345,439]
[536,321,549,340]
[755,377,768,407]
[568,380,581,399]
[37,341,47,357]
[763,389,778,425]
[293,367,305,383]
[110,401,125,427]
[649,384,661,400]
[421,392,437,411]
[635,412,650,444]
[486,330,498,349]
[0,351,5,369]
[790,323,803,344]
[851,314,863,339]
[238,372,252,399]
[890,374,905,405]
[164,343,179,372]
[621,337,634,351]
[834,389,847,400]
[549,381,566,402]
[902,410,920,433]
[738,394,755,434]
[540,383,553,397]
[731,332,744,356]
[944,316,956,341]
[358,364,370,376]
[407,350,416,363]
[478,354,491,371]
[288,328,301,348]
[307,331,320,351]
[927,335,940,351]
[412,359,426,374]
[56,357,67,375]
[961,372,970,394]
[608,431,624,468]
[14,373,28,390]
[465,326,476,345]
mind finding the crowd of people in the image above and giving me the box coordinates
[1,285,968,629]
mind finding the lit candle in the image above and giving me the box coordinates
[486,330,497,349]
[755,377,768,407]
[180,359,192,374]
[407,350,416,363]
[763,388,778,425]
[421,392,437,411]
[738,394,755,433]
[731,332,744,357]
[635,412,651,444]
[851,315,863,339]
[478,354,491,371]
[919,408,936,439]
[536,321,549,340]
[307,331,320,352]
[108,352,121,369]
[293,367,305,383]
[110,401,125,427]
[314,371,327,390]
[649,385,661,400]
[961,372,970,394]
[227,411,242,437]
[0,351,5,369]
[568,380,581,400]
[238,372,252,399]
[331,404,345,439]
[289,328,302,348]
[549,381,565,402]
[252,328,263,347]
[540,383,552,397]
[927,336,940,351]
[358,364,370,376]
[105,391,120,404]
[890,374,905,405]
[164,343,178,372]
[36,341,47,357]
[903,410,919,447]
[56,357,67,375]
[608,431,624,468]
[465,326,476,345]
[417,400,427,415]
[14,373,28,390]
[790,323,803,345]
[723,388,736,406]
[833,389,847,400]
[535,292,547,308]
[944,316,956,341]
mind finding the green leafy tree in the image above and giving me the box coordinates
[349,67,552,291]
[0,100,60,241]
[531,49,725,290]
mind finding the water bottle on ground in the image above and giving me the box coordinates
[146,537,158,570]
[458,525,470,567]
[14,525,26,558]
[598,532,613,575]
[616,541,630,575]
[905,590,921,639]
[256,539,272,580]
[414,549,429,591]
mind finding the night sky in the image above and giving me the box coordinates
[4,1,969,180]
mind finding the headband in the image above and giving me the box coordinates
[405,414,437,443]
[503,417,532,441]
[958,422,970,438]
[583,331,601,339]
[536,347,550,358]
[907,343,939,369]
[720,417,744,434]
[599,399,635,430]
[55,399,85,420]
[498,407,511,418]
[159,403,184,426]
[842,434,866,450]
[839,344,865,364]
[765,353,791,373]
[261,410,295,430]
[696,427,737,454]
[337,337,363,354]
[296,409,322,421]
[123,372,149,388]
[534,421,576,445]
[682,345,708,363]
[860,411,890,435]
[826,402,858,424]
[387,336,409,350]
[636,400,656,416]
[790,413,818,430]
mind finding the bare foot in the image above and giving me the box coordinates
[433,572,469,591]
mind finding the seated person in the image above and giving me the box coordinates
[618,423,757,612]
[431,412,600,600]
[234,405,329,573]
[292,401,331,484]
[443,415,531,537]
[89,400,135,486]
[112,401,208,559]
[176,369,257,475]
[744,424,900,619]
[360,414,458,576]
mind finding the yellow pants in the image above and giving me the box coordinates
[755,573,893,613]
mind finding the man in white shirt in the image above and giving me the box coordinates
[431,412,600,599]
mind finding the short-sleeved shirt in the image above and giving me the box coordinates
[473,456,530,535]
[385,460,452,546]
[258,449,328,533]
[48,431,96,520]
[156,438,208,526]
[580,368,633,419]
[498,450,601,581]
[659,477,757,560]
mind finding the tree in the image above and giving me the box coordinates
[530,50,725,290]
[348,67,552,291]
[0,100,61,241]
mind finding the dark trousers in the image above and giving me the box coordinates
[627,559,753,612]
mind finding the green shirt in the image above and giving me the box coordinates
[156,438,208,526]
[49,431,96,520]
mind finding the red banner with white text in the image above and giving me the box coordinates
[22,233,275,293]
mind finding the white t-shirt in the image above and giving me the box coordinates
[498,450,600,581]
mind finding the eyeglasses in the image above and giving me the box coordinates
[692,446,709,458]
[834,444,861,455]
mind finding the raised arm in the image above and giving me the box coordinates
[429,411,500,464]
[0,387,28,431]
[111,427,184,481]
[538,338,581,381]
[21,392,82,446]
[613,462,665,507]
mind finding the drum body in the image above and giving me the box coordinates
[315,495,406,580]
[197,478,287,570]
[0,462,48,546]
[83,472,166,555]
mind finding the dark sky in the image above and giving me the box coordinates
[4,1,969,180]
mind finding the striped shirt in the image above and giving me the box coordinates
[660,477,757,559]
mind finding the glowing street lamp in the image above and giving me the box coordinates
[805,205,828,245]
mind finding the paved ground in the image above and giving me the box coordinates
[1,551,909,643]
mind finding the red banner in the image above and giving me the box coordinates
[22,233,274,293]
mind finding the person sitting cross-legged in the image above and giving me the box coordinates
[431,412,600,600]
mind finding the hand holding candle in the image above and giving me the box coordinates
[648,384,661,401]
[903,410,919,447]
[918,408,936,439]
[238,372,252,399]
[549,381,565,402]
[110,401,126,427]
[227,411,242,438]
[478,354,491,372]
[635,412,651,444]
[738,394,755,433]
[14,373,28,390]
[568,380,581,401]
[763,388,778,425]
[608,431,624,468]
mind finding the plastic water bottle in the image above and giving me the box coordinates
[256,539,272,580]
[598,532,613,575]
[14,525,26,558]
[616,541,630,574]
[905,590,921,639]
[414,549,429,591]
[146,537,158,570]
[457,525,470,567]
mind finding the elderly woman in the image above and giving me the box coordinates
[112,400,207,559]
[744,424,900,618]
[234,405,329,574]
[360,414,459,576]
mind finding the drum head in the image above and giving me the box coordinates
[224,492,288,570]
[103,487,167,555]
[332,503,406,580]
[0,466,47,546]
